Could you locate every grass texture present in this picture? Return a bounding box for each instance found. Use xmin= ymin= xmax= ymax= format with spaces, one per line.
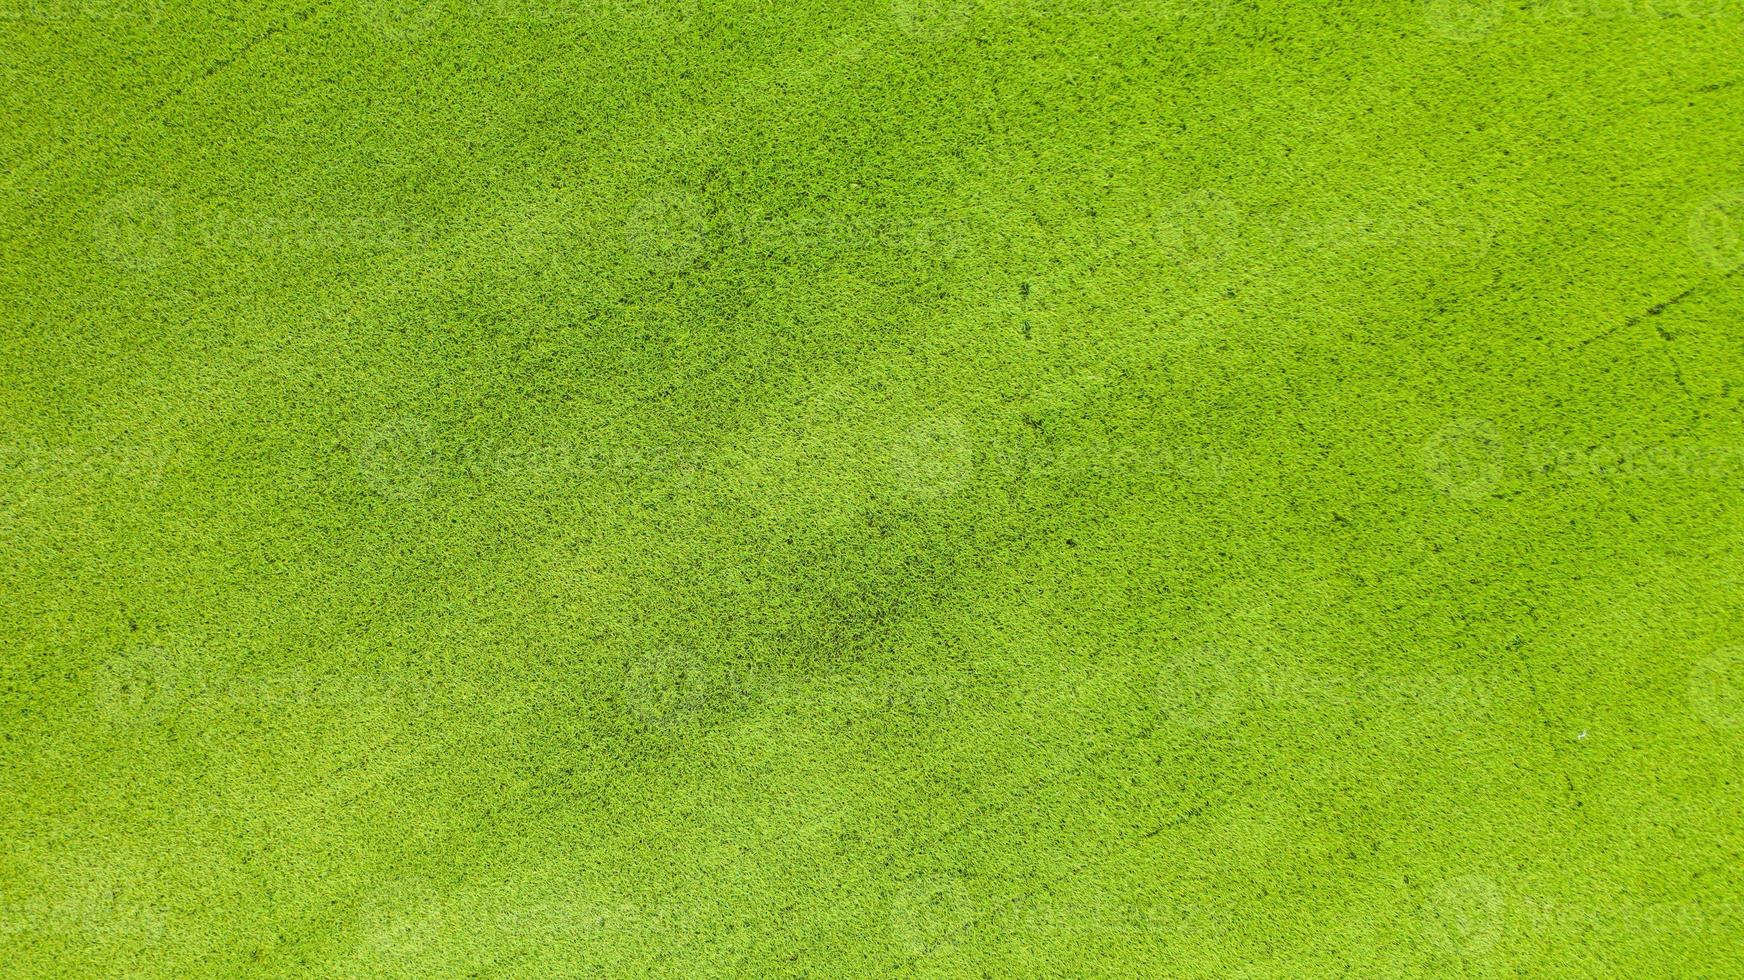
xmin=4 ymin=0 xmax=1744 ymax=976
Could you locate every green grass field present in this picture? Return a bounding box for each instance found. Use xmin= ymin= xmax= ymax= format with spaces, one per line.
xmin=4 ymin=0 xmax=1743 ymax=975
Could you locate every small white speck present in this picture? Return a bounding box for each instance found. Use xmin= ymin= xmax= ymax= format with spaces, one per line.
xmin=1576 ymin=731 xmax=1587 ymax=740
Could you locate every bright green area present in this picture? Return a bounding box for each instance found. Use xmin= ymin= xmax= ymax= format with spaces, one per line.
xmin=3 ymin=0 xmax=1743 ymax=976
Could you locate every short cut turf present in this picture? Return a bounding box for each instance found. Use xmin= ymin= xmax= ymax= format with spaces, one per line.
xmin=3 ymin=0 xmax=1743 ymax=976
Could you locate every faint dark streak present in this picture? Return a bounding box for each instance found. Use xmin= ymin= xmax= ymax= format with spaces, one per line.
xmin=1574 ymin=262 xmax=1744 ymax=350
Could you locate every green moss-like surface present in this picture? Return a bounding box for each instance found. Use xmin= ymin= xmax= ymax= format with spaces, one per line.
xmin=3 ymin=1 xmax=1743 ymax=975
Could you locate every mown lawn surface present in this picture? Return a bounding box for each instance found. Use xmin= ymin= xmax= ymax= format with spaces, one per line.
xmin=2 ymin=0 xmax=1742 ymax=976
